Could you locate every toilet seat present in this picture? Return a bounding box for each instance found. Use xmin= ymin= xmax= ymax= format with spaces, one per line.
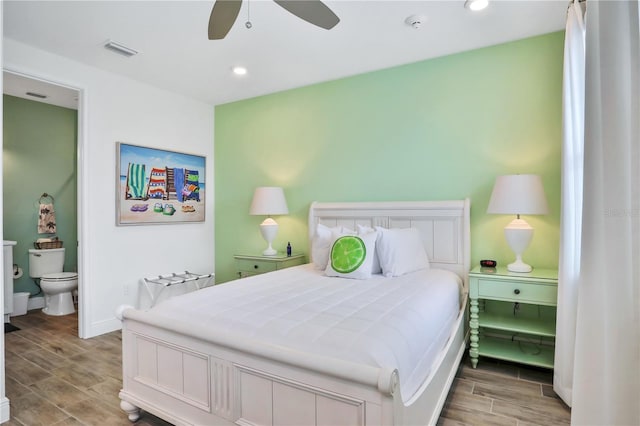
xmin=41 ymin=272 xmax=78 ymax=281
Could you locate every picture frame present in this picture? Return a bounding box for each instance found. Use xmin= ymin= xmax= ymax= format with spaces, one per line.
xmin=116 ymin=142 xmax=206 ymax=225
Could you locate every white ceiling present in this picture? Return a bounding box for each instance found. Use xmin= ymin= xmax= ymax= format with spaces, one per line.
xmin=3 ymin=0 xmax=567 ymax=107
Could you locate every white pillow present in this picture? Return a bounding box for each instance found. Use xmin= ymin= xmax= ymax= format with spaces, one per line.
xmin=311 ymin=224 xmax=355 ymax=269
xmin=325 ymin=230 xmax=377 ymax=280
xmin=374 ymin=227 xmax=430 ymax=277
xmin=356 ymin=224 xmax=382 ymax=274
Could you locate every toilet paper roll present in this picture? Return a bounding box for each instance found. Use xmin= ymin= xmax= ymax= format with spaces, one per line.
xmin=13 ymin=264 xmax=23 ymax=279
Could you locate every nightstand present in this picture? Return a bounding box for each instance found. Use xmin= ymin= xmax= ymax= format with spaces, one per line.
xmin=234 ymin=253 xmax=306 ymax=278
xmin=469 ymin=265 xmax=558 ymax=369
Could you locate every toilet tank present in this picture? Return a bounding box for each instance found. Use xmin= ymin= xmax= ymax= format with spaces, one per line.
xmin=28 ymin=248 xmax=65 ymax=278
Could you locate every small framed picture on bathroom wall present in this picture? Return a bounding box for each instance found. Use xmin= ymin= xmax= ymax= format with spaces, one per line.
xmin=116 ymin=142 xmax=206 ymax=225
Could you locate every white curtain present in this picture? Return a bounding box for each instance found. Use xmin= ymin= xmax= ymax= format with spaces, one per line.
xmin=571 ymin=1 xmax=640 ymax=425
xmin=554 ymin=0 xmax=585 ymax=407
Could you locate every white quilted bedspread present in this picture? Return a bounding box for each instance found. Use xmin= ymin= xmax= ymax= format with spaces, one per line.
xmin=149 ymin=264 xmax=462 ymax=401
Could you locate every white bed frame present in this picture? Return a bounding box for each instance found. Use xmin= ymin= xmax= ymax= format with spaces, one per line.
xmin=118 ymin=199 xmax=470 ymax=425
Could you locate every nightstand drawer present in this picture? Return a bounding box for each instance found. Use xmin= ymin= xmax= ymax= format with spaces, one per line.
xmin=235 ymin=259 xmax=277 ymax=274
xmin=478 ymin=279 xmax=557 ymax=305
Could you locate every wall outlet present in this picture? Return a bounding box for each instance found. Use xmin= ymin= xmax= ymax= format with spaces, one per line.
xmin=123 ymin=284 xmax=130 ymax=296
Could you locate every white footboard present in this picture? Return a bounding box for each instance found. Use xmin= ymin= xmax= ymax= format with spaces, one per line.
xmin=118 ymin=299 xmax=466 ymax=426
xmin=119 ymin=311 xmax=399 ymax=425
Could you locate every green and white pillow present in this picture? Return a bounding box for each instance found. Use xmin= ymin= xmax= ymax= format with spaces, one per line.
xmin=311 ymin=224 xmax=355 ymax=269
xmin=325 ymin=230 xmax=378 ymax=280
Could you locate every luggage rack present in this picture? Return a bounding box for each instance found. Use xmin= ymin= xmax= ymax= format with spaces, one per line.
xmin=143 ymin=271 xmax=214 ymax=307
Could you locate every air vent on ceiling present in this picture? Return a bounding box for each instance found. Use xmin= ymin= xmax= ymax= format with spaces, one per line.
xmin=26 ymin=92 xmax=47 ymax=99
xmin=104 ymin=40 xmax=139 ymax=57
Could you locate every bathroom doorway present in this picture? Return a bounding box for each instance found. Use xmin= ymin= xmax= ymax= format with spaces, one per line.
xmin=2 ymin=70 xmax=83 ymax=334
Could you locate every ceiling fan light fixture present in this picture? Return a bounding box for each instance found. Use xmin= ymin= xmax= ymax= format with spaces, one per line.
xmin=464 ymin=0 xmax=489 ymax=11
xmin=232 ymin=66 xmax=248 ymax=76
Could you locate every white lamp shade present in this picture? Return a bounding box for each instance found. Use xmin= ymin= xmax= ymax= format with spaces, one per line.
xmin=250 ymin=187 xmax=288 ymax=256
xmin=250 ymin=187 xmax=289 ymax=216
xmin=487 ymin=174 xmax=548 ymax=215
xmin=487 ymin=174 xmax=548 ymax=272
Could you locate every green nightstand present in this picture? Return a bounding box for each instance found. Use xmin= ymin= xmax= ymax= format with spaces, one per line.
xmin=469 ymin=265 xmax=558 ymax=369
xmin=234 ymin=253 xmax=306 ymax=278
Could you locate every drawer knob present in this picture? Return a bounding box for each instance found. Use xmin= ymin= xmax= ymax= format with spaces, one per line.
xmin=514 ymin=289 xmax=521 ymax=295
xmin=254 ymin=264 xmax=259 ymax=269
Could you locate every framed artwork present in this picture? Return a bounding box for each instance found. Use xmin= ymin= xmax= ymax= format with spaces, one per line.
xmin=116 ymin=142 xmax=206 ymax=225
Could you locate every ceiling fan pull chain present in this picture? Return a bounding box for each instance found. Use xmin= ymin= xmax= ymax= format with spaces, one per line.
xmin=245 ymin=0 xmax=252 ymax=29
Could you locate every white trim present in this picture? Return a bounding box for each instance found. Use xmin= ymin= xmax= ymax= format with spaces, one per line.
xmin=0 ymin=397 xmax=10 ymax=423
xmin=88 ymin=317 xmax=122 ymax=337
xmin=2 ymin=68 xmax=88 ymax=337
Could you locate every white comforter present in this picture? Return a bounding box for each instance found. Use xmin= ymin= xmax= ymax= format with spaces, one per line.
xmin=149 ymin=264 xmax=462 ymax=401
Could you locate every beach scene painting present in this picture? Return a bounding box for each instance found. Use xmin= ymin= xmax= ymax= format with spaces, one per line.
xmin=116 ymin=142 xmax=206 ymax=225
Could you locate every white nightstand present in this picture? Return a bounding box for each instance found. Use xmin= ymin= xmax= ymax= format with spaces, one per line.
xmin=469 ymin=265 xmax=558 ymax=369
xmin=234 ymin=253 xmax=306 ymax=278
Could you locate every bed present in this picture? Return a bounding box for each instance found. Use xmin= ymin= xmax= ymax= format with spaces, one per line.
xmin=118 ymin=199 xmax=471 ymax=425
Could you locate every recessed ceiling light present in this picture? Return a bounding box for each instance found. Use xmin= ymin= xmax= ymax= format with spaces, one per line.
xmin=465 ymin=0 xmax=489 ymax=11
xmin=232 ymin=66 xmax=248 ymax=76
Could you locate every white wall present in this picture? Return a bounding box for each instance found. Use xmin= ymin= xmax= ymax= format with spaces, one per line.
xmin=3 ymin=38 xmax=215 ymax=338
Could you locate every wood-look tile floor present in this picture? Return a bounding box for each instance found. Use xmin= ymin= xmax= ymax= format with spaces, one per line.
xmin=4 ymin=309 xmax=570 ymax=425
xmin=438 ymin=357 xmax=571 ymax=426
xmin=4 ymin=310 xmax=169 ymax=426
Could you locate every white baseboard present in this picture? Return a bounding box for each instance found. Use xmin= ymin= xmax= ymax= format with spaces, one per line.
xmin=27 ymin=296 xmax=45 ymax=311
xmin=86 ymin=316 xmax=122 ymax=338
xmin=0 ymin=396 xmax=10 ymax=423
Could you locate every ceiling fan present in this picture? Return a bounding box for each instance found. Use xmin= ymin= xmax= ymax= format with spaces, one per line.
xmin=208 ymin=0 xmax=340 ymax=40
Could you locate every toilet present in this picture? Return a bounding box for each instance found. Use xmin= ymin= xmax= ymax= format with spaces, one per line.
xmin=28 ymin=248 xmax=78 ymax=316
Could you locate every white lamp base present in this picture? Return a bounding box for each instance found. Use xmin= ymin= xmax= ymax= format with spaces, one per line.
xmin=504 ymin=218 xmax=534 ymax=273
xmin=260 ymin=218 xmax=279 ymax=256
xmin=507 ymin=257 xmax=533 ymax=273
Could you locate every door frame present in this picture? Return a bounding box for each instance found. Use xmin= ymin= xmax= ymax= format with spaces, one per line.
xmin=2 ymin=68 xmax=89 ymax=338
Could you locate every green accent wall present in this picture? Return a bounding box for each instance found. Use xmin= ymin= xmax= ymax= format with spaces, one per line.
xmin=215 ymin=32 xmax=563 ymax=283
xmin=3 ymin=95 xmax=78 ymax=296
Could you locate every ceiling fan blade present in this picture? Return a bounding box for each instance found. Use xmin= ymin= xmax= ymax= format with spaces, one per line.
xmin=208 ymin=0 xmax=243 ymax=40
xmin=273 ymin=0 xmax=340 ymax=30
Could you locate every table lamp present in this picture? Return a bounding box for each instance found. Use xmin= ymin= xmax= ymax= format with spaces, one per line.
xmin=487 ymin=174 xmax=548 ymax=272
xmin=249 ymin=187 xmax=289 ymax=256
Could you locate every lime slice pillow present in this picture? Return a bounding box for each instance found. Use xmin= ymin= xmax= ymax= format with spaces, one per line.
xmin=325 ymin=230 xmax=377 ymax=279
xmin=330 ymin=236 xmax=366 ymax=273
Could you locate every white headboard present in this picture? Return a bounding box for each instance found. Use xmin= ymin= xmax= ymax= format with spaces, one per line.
xmin=308 ymin=199 xmax=471 ymax=287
